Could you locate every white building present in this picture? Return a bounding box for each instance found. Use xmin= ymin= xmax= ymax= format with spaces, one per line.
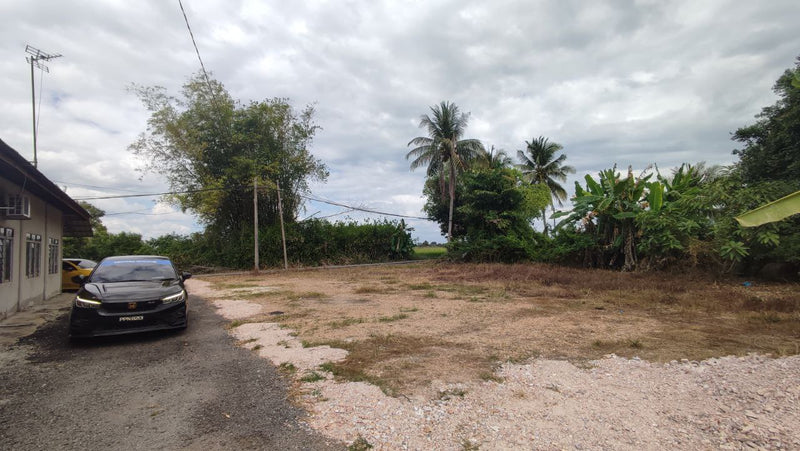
xmin=0 ymin=138 xmax=91 ymax=318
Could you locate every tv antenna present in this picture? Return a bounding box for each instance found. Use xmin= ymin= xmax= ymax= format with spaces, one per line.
xmin=25 ymin=45 xmax=62 ymax=168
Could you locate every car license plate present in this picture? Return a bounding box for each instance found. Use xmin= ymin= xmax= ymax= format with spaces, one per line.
xmin=120 ymin=315 xmax=144 ymax=322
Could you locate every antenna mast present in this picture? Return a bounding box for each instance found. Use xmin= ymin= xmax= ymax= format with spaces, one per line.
xmin=25 ymin=45 xmax=62 ymax=168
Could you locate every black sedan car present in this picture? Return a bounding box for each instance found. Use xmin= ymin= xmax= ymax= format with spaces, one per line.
xmin=68 ymin=255 xmax=191 ymax=338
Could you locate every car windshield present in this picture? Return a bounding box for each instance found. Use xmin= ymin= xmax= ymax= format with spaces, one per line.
xmin=91 ymin=258 xmax=177 ymax=283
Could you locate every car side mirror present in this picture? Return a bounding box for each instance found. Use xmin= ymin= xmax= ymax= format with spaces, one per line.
xmin=72 ymin=274 xmax=87 ymax=285
xmin=181 ymin=272 xmax=192 ymax=281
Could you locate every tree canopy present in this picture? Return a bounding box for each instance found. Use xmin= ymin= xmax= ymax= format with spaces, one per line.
xmin=407 ymin=101 xmax=484 ymax=241
xmin=129 ymin=74 xmax=328 ymax=237
xmin=733 ymin=57 xmax=800 ymax=184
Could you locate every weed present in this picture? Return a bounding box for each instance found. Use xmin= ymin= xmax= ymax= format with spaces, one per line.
xmin=278 ymin=362 xmax=296 ymax=374
xmin=228 ymin=320 xmax=243 ymax=329
xmin=319 ymin=362 xmax=335 ymax=373
xmin=628 ymin=339 xmax=643 ymax=349
xmin=287 ymin=291 xmax=328 ymax=301
xmin=300 ymin=371 xmax=325 ymax=383
xmin=328 ymin=317 xmax=366 ymax=329
xmin=252 ymin=344 xmax=263 ymax=351
xmin=438 ymin=388 xmax=467 ymax=400
xmin=399 ymin=307 xmax=419 ymax=313
xmin=348 ymin=435 xmax=374 ymax=451
xmin=237 ymin=338 xmax=258 ymax=345
xmin=460 ymin=438 xmax=480 ymax=450
xmin=478 ymin=372 xmax=504 ymax=383
xmin=406 ymin=282 xmax=434 ymax=290
xmin=234 ymin=291 xmax=270 ymax=300
xmin=277 ymin=340 xmax=290 ymax=348
xmin=379 ymin=313 xmax=409 ymax=323
xmin=424 ymin=291 xmax=438 ymax=298
xmin=545 ymin=383 xmax=561 ymax=393
xmin=752 ymin=312 xmax=782 ymax=323
xmin=355 ymin=286 xmax=386 ymax=294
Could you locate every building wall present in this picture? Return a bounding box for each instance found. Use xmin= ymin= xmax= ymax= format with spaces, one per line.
xmin=0 ymin=177 xmax=64 ymax=318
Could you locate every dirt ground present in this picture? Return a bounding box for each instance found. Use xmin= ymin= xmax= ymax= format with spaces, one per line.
xmin=199 ymin=261 xmax=800 ymax=397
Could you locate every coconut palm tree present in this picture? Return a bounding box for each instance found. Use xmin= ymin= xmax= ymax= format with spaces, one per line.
xmin=407 ymin=101 xmax=484 ymax=241
xmin=517 ymin=136 xmax=575 ymax=234
xmin=478 ymin=145 xmax=514 ymax=169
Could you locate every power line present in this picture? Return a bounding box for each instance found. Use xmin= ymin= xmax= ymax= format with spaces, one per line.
xmin=178 ymin=0 xmax=215 ymax=95
xmin=300 ymin=194 xmax=431 ymax=220
xmin=68 ymin=182 xmax=433 ymax=221
xmin=73 ymin=186 xmax=228 ymax=201
xmin=54 ymin=180 xmax=152 ymax=194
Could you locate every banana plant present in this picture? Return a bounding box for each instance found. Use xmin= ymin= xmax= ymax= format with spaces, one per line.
xmin=554 ymin=166 xmax=653 ymax=270
xmin=735 ymin=190 xmax=800 ymax=227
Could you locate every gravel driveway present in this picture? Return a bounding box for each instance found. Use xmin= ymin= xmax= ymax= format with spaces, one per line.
xmin=0 ymin=294 xmax=344 ymax=451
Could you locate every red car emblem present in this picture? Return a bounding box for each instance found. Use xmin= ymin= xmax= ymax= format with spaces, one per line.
xmin=128 ymin=302 xmax=137 ymax=310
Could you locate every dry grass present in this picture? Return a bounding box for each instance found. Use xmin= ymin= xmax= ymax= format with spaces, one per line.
xmin=204 ymin=262 xmax=800 ymax=396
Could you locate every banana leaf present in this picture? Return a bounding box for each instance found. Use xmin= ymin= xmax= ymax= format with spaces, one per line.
xmin=735 ymin=190 xmax=800 ymax=227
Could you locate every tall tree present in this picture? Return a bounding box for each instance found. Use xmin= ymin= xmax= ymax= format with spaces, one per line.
xmin=407 ymin=101 xmax=484 ymax=241
xmin=733 ymin=56 xmax=800 ymax=184
xmin=516 ymin=136 xmax=575 ymax=233
xmin=128 ymin=74 xmax=327 ymax=239
xmin=478 ymin=145 xmax=514 ymax=169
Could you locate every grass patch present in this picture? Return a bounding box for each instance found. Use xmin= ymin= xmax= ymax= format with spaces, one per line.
xmin=278 ymin=362 xmax=297 ymax=374
xmin=406 ymin=282 xmax=434 ymax=290
xmin=217 ymin=283 xmax=259 ymax=289
xmin=438 ymin=387 xmax=467 ymax=400
xmin=378 ymin=313 xmax=409 ymax=323
xmin=300 ymin=371 xmax=325 ymax=383
xmin=354 ymin=286 xmax=390 ymax=294
xmin=399 ymin=307 xmax=419 ymax=313
xmin=413 ymin=246 xmax=447 ymax=260
xmin=348 ymin=435 xmax=374 ymax=451
xmin=424 ymin=291 xmax=438 ymax=298
xmin=478 ymin=371 xmax=504 ymax=383
xmin=318 ymin=334 xmax=452 ymax=396
xmin=328 ymin=317 xmax=366 ymax=329
xmin=287 ymin=291 xmax=328 ymax=301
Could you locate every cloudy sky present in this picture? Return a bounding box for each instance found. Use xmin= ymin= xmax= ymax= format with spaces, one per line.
xmin=1 ymin=0 xmax=797 ymax=243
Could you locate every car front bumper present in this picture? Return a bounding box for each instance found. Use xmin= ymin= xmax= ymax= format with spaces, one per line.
xmin=68 ymin=301 xmax=187 ymax=338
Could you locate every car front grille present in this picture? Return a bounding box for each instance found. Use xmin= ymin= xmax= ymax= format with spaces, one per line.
xmin=102 ymin=300 xmax=160 ymax=312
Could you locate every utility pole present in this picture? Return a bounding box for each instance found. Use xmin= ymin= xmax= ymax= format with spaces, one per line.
xmin=276 ymin=180 xmax=288 ymax=270
xmin=253 ymin=177 xmax=259 ymax=274
xmin=25 ymin=45 xmax=61 ymax=168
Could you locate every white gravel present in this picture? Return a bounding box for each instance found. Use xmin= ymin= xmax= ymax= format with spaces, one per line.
xmin=197 ymin=280 xmax=800 ymax=450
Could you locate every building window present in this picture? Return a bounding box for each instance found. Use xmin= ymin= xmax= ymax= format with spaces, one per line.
xmin=0 ymin=227 xmax=12 ymax=283
xmin=26 ymin=233 xmax=42 ymax=278
xmin=48 ymin=238 xmax=59 ymax=274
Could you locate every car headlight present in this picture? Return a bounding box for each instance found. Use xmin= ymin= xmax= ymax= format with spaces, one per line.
xmin=75 ymin=295 xmax=101 ymax=309
xmin=162 ymin=290 xmax=186 ymax=304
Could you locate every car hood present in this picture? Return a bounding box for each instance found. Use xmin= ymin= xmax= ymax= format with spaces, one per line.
xmin=79 ymin=280 xmax=184 ymax=303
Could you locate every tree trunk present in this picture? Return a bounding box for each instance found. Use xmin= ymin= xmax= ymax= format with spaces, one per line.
xmin=622 ymin=223 xmax=637 ymax=271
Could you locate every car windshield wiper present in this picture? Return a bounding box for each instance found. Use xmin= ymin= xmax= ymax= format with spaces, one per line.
xmin=151 ymin=277 xmax=177 ymax=281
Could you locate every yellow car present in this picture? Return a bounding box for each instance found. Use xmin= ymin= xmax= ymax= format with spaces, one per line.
xmin=62 ymin=259 xmax=97 ymax=291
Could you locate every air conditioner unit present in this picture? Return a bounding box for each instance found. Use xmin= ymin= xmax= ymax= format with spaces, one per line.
xmin=5 ymin=195 xmax=31 ymax=219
